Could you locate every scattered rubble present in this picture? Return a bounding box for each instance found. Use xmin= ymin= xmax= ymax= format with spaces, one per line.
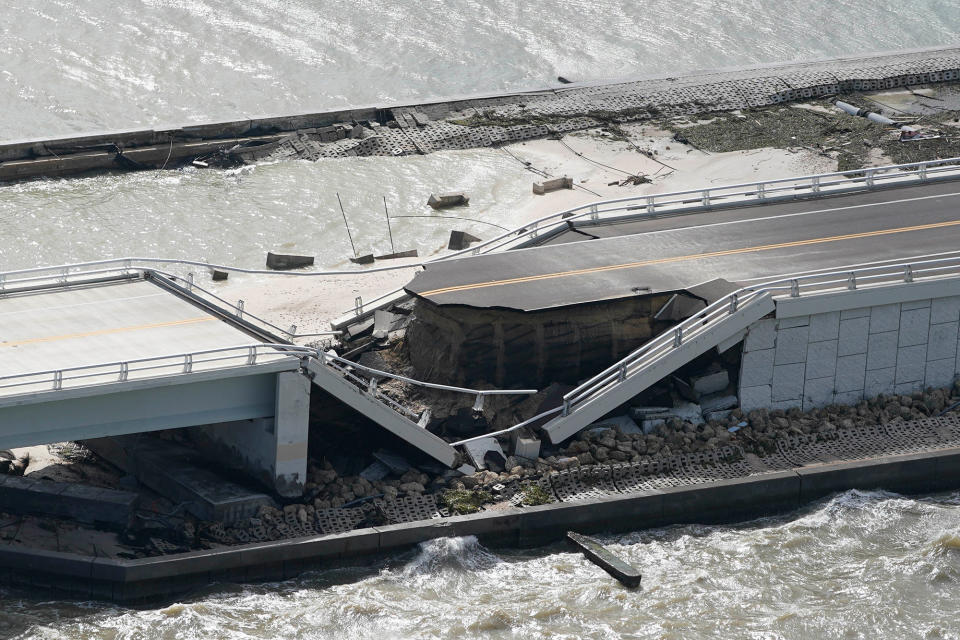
xmin=265 ymin=252 xmax=315 ymax=271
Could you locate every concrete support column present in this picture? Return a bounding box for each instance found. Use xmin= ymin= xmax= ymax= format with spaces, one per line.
xmin=191 ymin=371 xmax=309 ymax=498
xmin=272 ymin=371 xmax=310 ymax=497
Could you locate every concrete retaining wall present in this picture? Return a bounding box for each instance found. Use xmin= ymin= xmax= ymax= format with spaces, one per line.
xmin=3 ymin=446 xmax=960 ymax=602
xmin=740 ymin=290 xmax=960 ymax=411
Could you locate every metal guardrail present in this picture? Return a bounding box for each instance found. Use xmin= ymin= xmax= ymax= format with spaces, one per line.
xmin=0 ymin=343 xmax=312 ymax=397
xmin=555 ymin=254 xmax=960 ymax=422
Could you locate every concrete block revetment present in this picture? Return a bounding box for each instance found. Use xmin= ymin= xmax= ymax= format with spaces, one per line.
xmin=835 ymin=353 xmax=867 ymax=393
xmin=771 ymin=363 xmax=805 ymax=401
xmin=775 ymin=326 xmax=809 ymax=365
xmin=869 ymin=303 xmax=900 ymax=334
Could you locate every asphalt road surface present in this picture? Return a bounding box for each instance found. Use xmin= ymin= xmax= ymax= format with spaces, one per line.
xmin=406 ymin=181 xmax=960 ymax=311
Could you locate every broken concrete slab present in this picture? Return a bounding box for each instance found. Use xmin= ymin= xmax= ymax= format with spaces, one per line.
xmin=0 ymin=476 xmax=139 ymax=529
xmin=427 ymin=192 xmax=469 ymax=209
xmin=700 ymin=393 xmax=738 ymax=414
xmin=532 ymin=176 xmax=573 ymax=195
xmin=211 ymin=269 xmax=229 ymax=281
xmin=447 ymin=230 xmax=481 ymax=250
xmin=512 ymin=437 xmax=541 ymax=460
xmin=691 ymin=370 xmax=729 ymax=396
xmin=375 ymin=249 xmax=419 ymax=260
xmin=462 ymin=437 xmax=505 ymax=471
xmin=359 ymin=461 xmax=390 ymax=482
xmin=83 ymin=436 xmax=273 ymax=525
xmin=704 ymin=409 xmax=733 ymax=422
xmin=356 ymin=351 xmax=389 ymax=380
xmin=372 ymin=309 xmax=409 ymax=340
xmin=587 ymin=415 xmax=642 ymax=435
xmin=266 ymin=252 xmax=315 ymax=270
xmin=372 ymin=450 xmax=413 ymax=475
xmin=349 ymin=253 xmax=375 ymax=265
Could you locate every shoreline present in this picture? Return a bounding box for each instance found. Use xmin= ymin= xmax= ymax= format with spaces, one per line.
xmin=2 ymin=443 xmax=958 ymax=603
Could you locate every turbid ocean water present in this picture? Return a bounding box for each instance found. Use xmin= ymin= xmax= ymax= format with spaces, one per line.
xmin=1 ymin=1 xmax=960 ymax=637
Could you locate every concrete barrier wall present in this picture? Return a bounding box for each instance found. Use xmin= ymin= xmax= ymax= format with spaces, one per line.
xmin=739 ymin=285 xmax=960 ymax=411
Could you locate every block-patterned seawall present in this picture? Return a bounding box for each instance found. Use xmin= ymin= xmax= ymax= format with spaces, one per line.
xmin=740 ymin=296 xmax=960 ymax=411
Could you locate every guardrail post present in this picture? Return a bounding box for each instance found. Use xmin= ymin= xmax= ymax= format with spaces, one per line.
xmin=847 ymin=272 xmax=857 ymax=290
xmin=811 ymin=176 xmax=820 ymax=193
xmin=288 ymin=324 xmax=298 ymax=337
xmin=187 ymin=272 xmax=194 ymax=292
xmin=530 ymin=222 xmax=538 ymax=238
xmin=236 ymin=299 xmax=245 ymax=319
xmin=561 ymin=398 xmax=570 ymax=417
xmin=790 ymin=279 xmax=800 ymax=297
xmin=58 ymin=267 xmax=68 ymax=284
xmin=757 ymin=183 xmax=766 ymax=200
xmin=728 ymin=293 xmax=739 ymax=314
xmin=367 ymin=378 xmax=378 ymax=395
xmin=646 ymin=196 xmax=655 ymax=215
xmin=0 ymin=274 xmax=5 ymax=291
xmin=354 ymin=296 xmax=363 ymax=317
xmin=904 ymin=265 xmax=914 ymax=283
xmin=702 ymin=190 xmax=710 ymax=207
xmin=673 ymin=327 xmax=683 ymax=347
xmin=119 ymin=362 xmax=129 ymax=382
xmin=183 ymin=353 xmax=193 ymax=373
xmin=246 ymin=346 xmax=257 ymax=365
xmin=919 ymin=163 xmax=928 ymax=181
xmin=53 ymin=370 xmax=62 ymax=391
xmin=590 ymin=204 xmax=599 ymax=221
xmin=472 ymin=394 xmax=485 ymax=412
xmin=865 ymin=169 xmax=875 ymax=188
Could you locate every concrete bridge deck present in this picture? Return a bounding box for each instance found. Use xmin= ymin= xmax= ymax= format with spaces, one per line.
xmin=405 ymin=181 xmax=960 ymax=311
xmin=0 ymin=277 xmax=292 ymax=398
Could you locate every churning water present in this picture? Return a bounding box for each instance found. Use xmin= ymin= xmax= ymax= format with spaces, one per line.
xmin=2 ymin=2 xmax=960 ymax=637
xmin=2 ymin=490 xmax=960 ymax=639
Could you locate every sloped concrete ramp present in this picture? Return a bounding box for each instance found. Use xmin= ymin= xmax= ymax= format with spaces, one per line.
xmin=304 ymin=359 xmax=458 ymax=467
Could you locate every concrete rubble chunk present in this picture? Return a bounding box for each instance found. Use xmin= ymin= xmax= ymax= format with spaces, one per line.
xmin=462 ymin=437 xmax=505 ymax=471
xmin=512 ymin=437 xmax=541 ymax=460
xmin=373 ymin=309 xmax=409 ymax=340
xmin=587 ymin=415 xmax=642 ymax=435
xmin=266 ymin=251 xmax=315 ymax=271
xmin=427 ymin=192 xmax=469 ymax=209
xmin=447 ymin=230 xmax=482 ymax=250
xmin=359 ymin=460 xmax=390 ymax=482
xmin=372 ymin=450 xmax=413 ymax=475
xmin=532 ymin=176 xmax=574 ymax=195
xmin=700 ymin=393 xmax=738 ymax=414
xmin=349 ymin=253 xmax=375 ymax=265
xmin=210 ymin=268 xmax=229 ymax=281
xmin=690 ymin=370 xmax=729 ymax=396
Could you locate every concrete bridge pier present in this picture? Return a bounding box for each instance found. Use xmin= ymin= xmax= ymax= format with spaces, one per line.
xmin=193 ymin=372 xmax=310 ymax=497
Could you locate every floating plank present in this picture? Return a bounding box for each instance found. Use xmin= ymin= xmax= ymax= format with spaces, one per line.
xmin=567 ymin=531 xmax=642 ymax=588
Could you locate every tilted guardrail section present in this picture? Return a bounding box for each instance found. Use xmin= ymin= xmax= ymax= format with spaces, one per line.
xmin=0 ymin=343 xmax=311 ymax=400
xmin=537 ymin=254 xmax=960 ymax=443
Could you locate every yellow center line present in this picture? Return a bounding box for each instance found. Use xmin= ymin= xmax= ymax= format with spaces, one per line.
xmin=0 ymin=316 xmax=215 ymax=348
xmin=420 ymin=219 xmax=960 ymax=297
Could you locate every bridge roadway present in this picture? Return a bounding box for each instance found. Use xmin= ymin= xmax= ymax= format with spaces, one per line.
xmin=405 ymin=181 xmax=960 ymax=311
xmin=0 ymin=277 xmax=294 ymax=397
